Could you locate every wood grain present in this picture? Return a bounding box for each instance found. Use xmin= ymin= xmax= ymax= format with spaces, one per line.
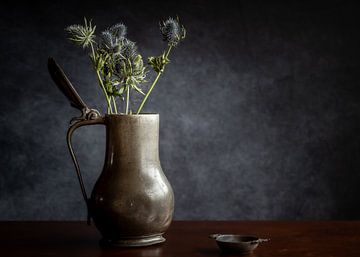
xmin=0 ymin=221 xmax=359 ymax=257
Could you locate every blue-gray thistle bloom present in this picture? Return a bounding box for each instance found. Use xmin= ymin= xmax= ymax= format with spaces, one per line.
xmin=159 ymin=17 xmax=186 ymax=47
xmin=108 ymin=23 xmax=127 ymax=39
xmin=99 ymin=30 xmax=119 ymax=52
xmin=99 ymin=23 xmax=127 ymax=53
xmin=114 ymin=39 xmax=146 ymax=90
xmin=120 ymin=39 xmax=138 ymax=59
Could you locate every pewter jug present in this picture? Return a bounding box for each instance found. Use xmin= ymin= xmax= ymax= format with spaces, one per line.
xmin=48 ymin=58 xmax=174 ymax=247
xmin=68 ymin=114 xmax=174 ymax=247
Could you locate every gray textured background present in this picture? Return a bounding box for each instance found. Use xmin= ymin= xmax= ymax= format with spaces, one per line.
xmin=1 ymin=0 xmax=360 ymax=220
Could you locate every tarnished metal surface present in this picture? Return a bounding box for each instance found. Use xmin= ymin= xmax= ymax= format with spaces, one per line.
xmin=90 ymin=114 xmax=174 ymax=246
xmin=209 ymin=234 xmax=269 ymax=255
xmin=67 ymin=114 xmax=174 ymax=247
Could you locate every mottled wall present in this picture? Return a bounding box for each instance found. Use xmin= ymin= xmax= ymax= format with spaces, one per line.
xmin=1 ymin=0 xmax=360 ymax=220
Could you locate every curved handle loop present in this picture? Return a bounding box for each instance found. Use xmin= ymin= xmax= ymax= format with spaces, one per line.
xmin=66 ymin=108 xmax=105 ymax=225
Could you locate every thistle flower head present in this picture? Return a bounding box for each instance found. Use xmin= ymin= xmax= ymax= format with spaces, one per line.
xmin=114 ymin=40 xmax=146 ymax=90
xmin=65 ymin=18 xmax=96 ymax=48
xmin=99 ymin=27 xmax=133 ymax=56
xmin=99 ymin=30 xmax=119 ymax=52
xmin=108 ymin=23 xmax=127 ymax=39
xmin=159 ymin=17 xmax=186 ymax=47
xmin=114 ymin=54 xmax=147 ymax=91
xmin=120 ymin=39 xmax=138 ymax=59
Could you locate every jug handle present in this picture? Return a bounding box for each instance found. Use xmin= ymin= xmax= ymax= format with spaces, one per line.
xmin=66 ymin=107 xmax=105 ymax=225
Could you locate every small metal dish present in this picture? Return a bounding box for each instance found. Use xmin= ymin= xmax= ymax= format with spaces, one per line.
xmin=209 ymin=234 xmax=269 ymax=255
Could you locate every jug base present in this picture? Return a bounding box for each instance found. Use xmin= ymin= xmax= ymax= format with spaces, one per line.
xmin=100 ymin=234 xmax=166 ymax=247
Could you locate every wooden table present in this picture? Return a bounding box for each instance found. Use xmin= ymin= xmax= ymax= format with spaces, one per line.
xmin=1 ymin=221 xmax=359 ymax=256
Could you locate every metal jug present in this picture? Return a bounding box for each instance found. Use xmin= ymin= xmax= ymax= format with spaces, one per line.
xmin=49 ymin=58 xmax=174 ymax=247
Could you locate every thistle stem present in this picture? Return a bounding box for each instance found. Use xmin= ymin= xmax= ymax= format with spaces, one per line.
xmin=112 ymin=96 xmax=118 ymax=114
xmin=125 ymin=86 xmax=130 ymax=115
xmin=165 ymin=44 xmax=172 ymax=58
xmin=96 ymin=70 xmax=113 ymax=114
xmin=136 ymin=73 xmax=161 ymax=114
xmin=90 ymin=43 xmax=96 ymax=62
xmin=90 ymin=41 xmax=113 ymax=114
xmin=136 ymin=45 xmax=172 ymax=114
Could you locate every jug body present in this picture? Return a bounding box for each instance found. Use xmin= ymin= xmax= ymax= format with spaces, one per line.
xmin=89 ymin=114 xmax=174 ymax=247
xmin=67 ymin=113 xmax=174 ymax=247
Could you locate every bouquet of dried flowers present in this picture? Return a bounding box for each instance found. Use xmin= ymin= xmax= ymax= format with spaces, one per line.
xmin=65 ymin=17 xmax=186 ymax=114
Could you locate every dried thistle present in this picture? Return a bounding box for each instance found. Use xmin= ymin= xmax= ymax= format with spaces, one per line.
xmin=65 ymin=18 xmax=96 ymax=49
xmin=108 ymin=23 xmax=127 ymax=39
xmin=65 ymin=16 xmax=186 ymax=115
xmin=159 ymin=17 xmax=186 ymax=47
xmin=99 ymin=23 xmax=127 ymax=54
xmin=99 ymin=31 xmax=119 ymax=52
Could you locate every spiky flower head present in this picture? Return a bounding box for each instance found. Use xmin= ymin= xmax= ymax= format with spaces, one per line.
xmin=98 ymin=23 xmax=127 ymax=54
xmin=115 ymin=54 xmax=147 ymax=94
xmin=99 ymin=30 xmax=119 ymax=53
xmin=120 ymin=39 xmax=138 ymax=59
xmin=108 ymin=23 xmax=127 ymax=39
xmin=160 ymin=17 xmax=186 ymax=47
xmin=65 ymin=18 xmax=96 ymax=48
xmin=114 ymin=39 xmax=147 ymax=93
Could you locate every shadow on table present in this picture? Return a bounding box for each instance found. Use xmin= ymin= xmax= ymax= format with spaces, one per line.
xmin=97 ymin=245 xmax=164 ymax=257
xmin=197 ymin=248 xmax=262 ymax=257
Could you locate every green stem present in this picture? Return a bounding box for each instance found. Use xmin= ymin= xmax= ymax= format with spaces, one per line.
xmin=136 ymin=45 xmax=173 ymax=114
xmin=165 ymin=44 xmax=172 ymax=58
xmin=136 ymin=72 xmax=161 ymax=114
xmin=96 ymin=71 xmax=113 ymax=114
xmin=89 ymin=42 xmax=113 ymax=114
xmin=125 ymin=86 xmax=130 ymax=115
xmin=112 ymin=96 xmax=118 ymax=114
xmin=90 ymin=43 xmax=96 ymax=62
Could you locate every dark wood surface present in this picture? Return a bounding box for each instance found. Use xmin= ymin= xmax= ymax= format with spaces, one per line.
xmin=1 ymin=221 xmax=359 ymax=257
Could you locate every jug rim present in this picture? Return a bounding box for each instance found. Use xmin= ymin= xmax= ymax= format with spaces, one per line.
xmin=105 ymin=113 xmax=159 ymax=117
xmin=104 ymin=113 xmax=160 ymax=120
